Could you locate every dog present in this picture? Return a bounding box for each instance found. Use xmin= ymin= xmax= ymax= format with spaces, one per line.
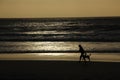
xmin=80 ymin=53 xmax=91 ymax=62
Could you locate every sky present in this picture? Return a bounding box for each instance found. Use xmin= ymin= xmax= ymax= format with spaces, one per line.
xmin=0 ymin=0 xmax=120 ymax=18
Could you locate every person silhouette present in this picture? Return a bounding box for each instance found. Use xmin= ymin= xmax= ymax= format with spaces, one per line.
xmin=79 ymin=45 xmax=87 ymax=61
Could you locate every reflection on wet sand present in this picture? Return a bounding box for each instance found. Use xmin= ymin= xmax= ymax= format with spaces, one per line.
xmin=0 ymin=53 xmax=120 ymax=62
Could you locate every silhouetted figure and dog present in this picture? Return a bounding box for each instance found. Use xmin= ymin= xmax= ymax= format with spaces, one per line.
xmin=79 ymin=45 xmax=91 ymax=62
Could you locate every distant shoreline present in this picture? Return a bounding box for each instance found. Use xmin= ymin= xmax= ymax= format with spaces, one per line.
xmin=0 ymin=16 xmax=120 ymax=19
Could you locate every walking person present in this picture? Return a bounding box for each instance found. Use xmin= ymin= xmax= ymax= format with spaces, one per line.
xmin=79 ymin=45 xmax=87 ymax=61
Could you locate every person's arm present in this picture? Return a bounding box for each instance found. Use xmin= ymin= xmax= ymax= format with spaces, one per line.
xmin=79 ymin=48 xmax=81 ymax=52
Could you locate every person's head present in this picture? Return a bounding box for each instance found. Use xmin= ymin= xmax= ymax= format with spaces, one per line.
xmin=79 ymin=45 xmax=82 ymax=47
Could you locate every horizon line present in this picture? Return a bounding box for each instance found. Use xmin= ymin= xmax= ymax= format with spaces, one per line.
xmin=0 ymin=16 xmax=120 ymax=19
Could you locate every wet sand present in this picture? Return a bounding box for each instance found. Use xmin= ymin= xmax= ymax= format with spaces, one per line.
xmin=0 ymin=60 xmax=120 ymax=80
xmin=0 ymin=53 xmax=120 ymax=62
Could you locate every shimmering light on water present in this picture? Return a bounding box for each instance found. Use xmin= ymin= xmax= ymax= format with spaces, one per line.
xmin=21 ymin=30 xmax=93 ymax=35
xmin=0 ymin=42 xmax=120 ymax=52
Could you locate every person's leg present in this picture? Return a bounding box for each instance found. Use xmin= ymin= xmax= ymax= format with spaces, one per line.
xmin=79 ymin=55 xmax=82 ymax=61
xmin=88 ymin=56 xmax=90 ymax=61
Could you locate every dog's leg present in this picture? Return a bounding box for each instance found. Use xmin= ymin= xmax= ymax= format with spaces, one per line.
xmin=83 ymin=57 xmax=86 ymax=62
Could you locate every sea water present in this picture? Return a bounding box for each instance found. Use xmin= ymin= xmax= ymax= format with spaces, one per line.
xmin=0 ymin=17 xmax=120 ymax=61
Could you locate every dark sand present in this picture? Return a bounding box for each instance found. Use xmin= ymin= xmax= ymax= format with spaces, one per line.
xmin=0 ymin=61 xmax=120 ymax=80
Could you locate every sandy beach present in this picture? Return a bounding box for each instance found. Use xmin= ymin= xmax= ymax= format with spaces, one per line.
xmin=0 ymin=53 xmax=120 ymax=79
xmin=0 ymin=60 xmax=120 ymax=80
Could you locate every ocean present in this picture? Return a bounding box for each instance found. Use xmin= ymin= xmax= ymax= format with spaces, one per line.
xmin=0 ymin=17 xmax=120 ymax=61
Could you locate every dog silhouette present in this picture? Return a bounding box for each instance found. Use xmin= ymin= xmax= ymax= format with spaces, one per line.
xmin=80 ymin=53 xmax=91 ymax=62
